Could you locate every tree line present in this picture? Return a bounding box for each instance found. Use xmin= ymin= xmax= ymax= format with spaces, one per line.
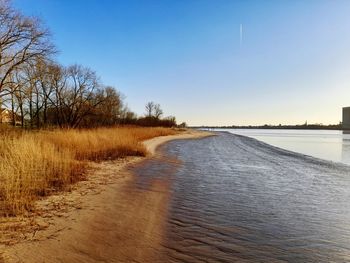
xmin=0 ymin=1 xmax=177 ymax=128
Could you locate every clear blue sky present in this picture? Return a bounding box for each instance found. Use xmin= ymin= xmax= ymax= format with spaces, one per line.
xmin=13 ymin=0 xmax=350 ymax=126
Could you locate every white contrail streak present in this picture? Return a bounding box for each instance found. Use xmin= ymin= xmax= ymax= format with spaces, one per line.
xmin=240 ymin=23 xmax=243 ymax=47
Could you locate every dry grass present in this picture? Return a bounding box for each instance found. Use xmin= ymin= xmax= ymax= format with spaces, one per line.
xmin=0 ymin=126 xmax=177 ymax=216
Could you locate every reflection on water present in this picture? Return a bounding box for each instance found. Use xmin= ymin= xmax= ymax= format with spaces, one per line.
xmin=214 ymin=129 xmax=350 ymax=165
xmin=342 ymin=130 xmax=350 ymax=165
xmin=133 ymin=133 xmax=350 ymax=262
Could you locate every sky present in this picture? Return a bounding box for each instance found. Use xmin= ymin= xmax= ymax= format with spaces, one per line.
xmin=13 ymin=0 xmax=350 ymax=126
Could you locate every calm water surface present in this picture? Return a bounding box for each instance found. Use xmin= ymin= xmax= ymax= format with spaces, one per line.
xmin=214 ymin=129 xmax=350 ymax=165
xmin=132 ymin=133 xmax=350 ymax=262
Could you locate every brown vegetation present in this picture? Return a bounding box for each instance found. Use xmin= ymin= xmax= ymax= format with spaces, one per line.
xmin=0 ymin=126 xmax=177 ymax=216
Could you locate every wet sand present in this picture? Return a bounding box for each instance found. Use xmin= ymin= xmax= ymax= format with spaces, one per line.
xmin=1 ymin=130 xmax=212 ymax=263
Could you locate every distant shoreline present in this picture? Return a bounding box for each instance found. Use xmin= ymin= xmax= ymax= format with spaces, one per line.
xmin=192 ymin=125 xmax=345 ymax=131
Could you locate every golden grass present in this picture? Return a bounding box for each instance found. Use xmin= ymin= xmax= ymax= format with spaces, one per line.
xmin=0 ymin=127 xmax=177 ymax=216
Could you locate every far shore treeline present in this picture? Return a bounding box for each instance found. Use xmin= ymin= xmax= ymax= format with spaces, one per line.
xmin=0 ymin=1 xmax=179 ymax=129
xmin=195 ymin=123 xmax=343 ymax=130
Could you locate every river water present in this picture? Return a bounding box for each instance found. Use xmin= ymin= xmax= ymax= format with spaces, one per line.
xmin=214 ymin=129 xmax=350 ymax=165
xmin=133 ymin=132 xmax=350 ymax=262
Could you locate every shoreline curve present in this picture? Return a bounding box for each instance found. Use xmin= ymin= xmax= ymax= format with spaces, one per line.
xmin=1 ymin=129 xmax=213 ymax=263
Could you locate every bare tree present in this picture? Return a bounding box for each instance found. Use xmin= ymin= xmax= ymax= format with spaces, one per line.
xmin=47 ymin=63 xmax=68 ymax=127
xmin=9 ymin=61 xmax=127 ymax=128
xmin=145 ymin=101 xmax=163 ymax=119
xmin=145 ymin=101 xmax=155 ymax=117
xmin=154 ymin=103 xmax=163 ymax=119
xmin=80 ymin=86 xmax=124 ymax=127
xmin=55 ymin=64 xmax=102 ymax=128
xmin=13 ymin=71 xmax=26 ymax=126
xmin=0 ymin=0 xmax=54 ymax=106
xmin=18 ymin=60 xmax=40 ymax=127
xmin=34 ymin=59 xmax=55 ymax=126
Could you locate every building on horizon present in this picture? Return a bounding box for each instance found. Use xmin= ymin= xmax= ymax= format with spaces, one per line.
xmin=342 ymin=107 xmax=350 ymax=129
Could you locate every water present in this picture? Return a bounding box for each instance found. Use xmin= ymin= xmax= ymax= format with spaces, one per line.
xmin=214 ymin=129 xmax=350 ymax=165
xmin=132 ymin=133 xmax=350 ymax=262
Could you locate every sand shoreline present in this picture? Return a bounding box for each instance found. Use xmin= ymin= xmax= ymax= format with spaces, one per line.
xmin=1 ymin=129 xmax=212 ymax=263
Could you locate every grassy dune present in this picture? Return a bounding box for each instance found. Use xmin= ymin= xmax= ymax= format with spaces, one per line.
xmin=0 ymin=126 xmax=177 ymax=216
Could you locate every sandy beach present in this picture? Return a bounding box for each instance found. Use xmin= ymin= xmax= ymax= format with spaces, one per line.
xmin=0 ymin=129 xmax=212 ymax=263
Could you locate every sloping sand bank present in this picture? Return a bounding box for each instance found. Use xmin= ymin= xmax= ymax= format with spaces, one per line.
xmin=1 ymin=130 xmax=212 ymax=263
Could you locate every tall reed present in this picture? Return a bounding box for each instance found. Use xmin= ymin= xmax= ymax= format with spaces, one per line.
xmin=0 ymin=127 xmax=176 ymax=216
